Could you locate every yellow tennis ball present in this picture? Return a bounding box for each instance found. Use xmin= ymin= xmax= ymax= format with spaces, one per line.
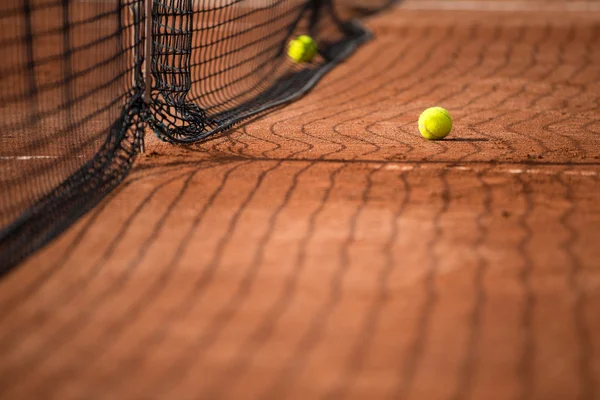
xmin=288 ymin=35 xmax=317 ymax=63
xmin=418 ymin=107 xmax=453 ymax=140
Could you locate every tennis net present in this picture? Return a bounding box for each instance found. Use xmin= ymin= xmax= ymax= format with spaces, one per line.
xmin=0 ymin=0 xmax=375 ymax=274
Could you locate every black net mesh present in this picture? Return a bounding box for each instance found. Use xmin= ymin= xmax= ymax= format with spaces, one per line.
xmin=0 ymin=0 xmax=145 ymax=273
xmin=0 ymin=0 xmax=372 ymax=273
xmin=147 ymin=0 xmax=370 ymax=143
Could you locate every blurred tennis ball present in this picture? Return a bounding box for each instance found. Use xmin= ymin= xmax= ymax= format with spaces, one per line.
xmin=418 ymin=107 xmax=453 ymax=140
xmin=288 ymin=35 xmax=317 ymax=63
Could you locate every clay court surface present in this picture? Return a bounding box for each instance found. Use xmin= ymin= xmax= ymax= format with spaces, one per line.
xmin=1 ymin=1 xmax=600 ymax=399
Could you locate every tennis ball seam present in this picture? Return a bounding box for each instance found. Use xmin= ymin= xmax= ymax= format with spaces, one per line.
xmin=426 ymin=115 xmax=450 ymax=139
xmin=424 ymin=125 xmax=444 ymax=139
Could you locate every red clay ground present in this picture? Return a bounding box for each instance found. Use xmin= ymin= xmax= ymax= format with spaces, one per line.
xmin=1 ymin=4 xmax=600 ymax=400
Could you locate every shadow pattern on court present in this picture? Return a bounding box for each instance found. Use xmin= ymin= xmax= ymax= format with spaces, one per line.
xmin=0 ymin=5 xmax=599 ymax=400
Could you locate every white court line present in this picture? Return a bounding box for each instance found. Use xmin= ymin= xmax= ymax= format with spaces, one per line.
xmin=0 ymin=156 xmax=59 ymax=160
xmin=385 ymin=164 xmax=415 ymax=171
xmin=381 ymin=164 xmax=599 ymax=177
xmin=469 ymin=166 xmax=597 ymax=176
xmin=0 ymin=156 xmax=84 ymax=160
xmin=565 ymin=170 xmax=598 ymax=177
xmin=400 ymin=0 xmax=600 ymax=12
